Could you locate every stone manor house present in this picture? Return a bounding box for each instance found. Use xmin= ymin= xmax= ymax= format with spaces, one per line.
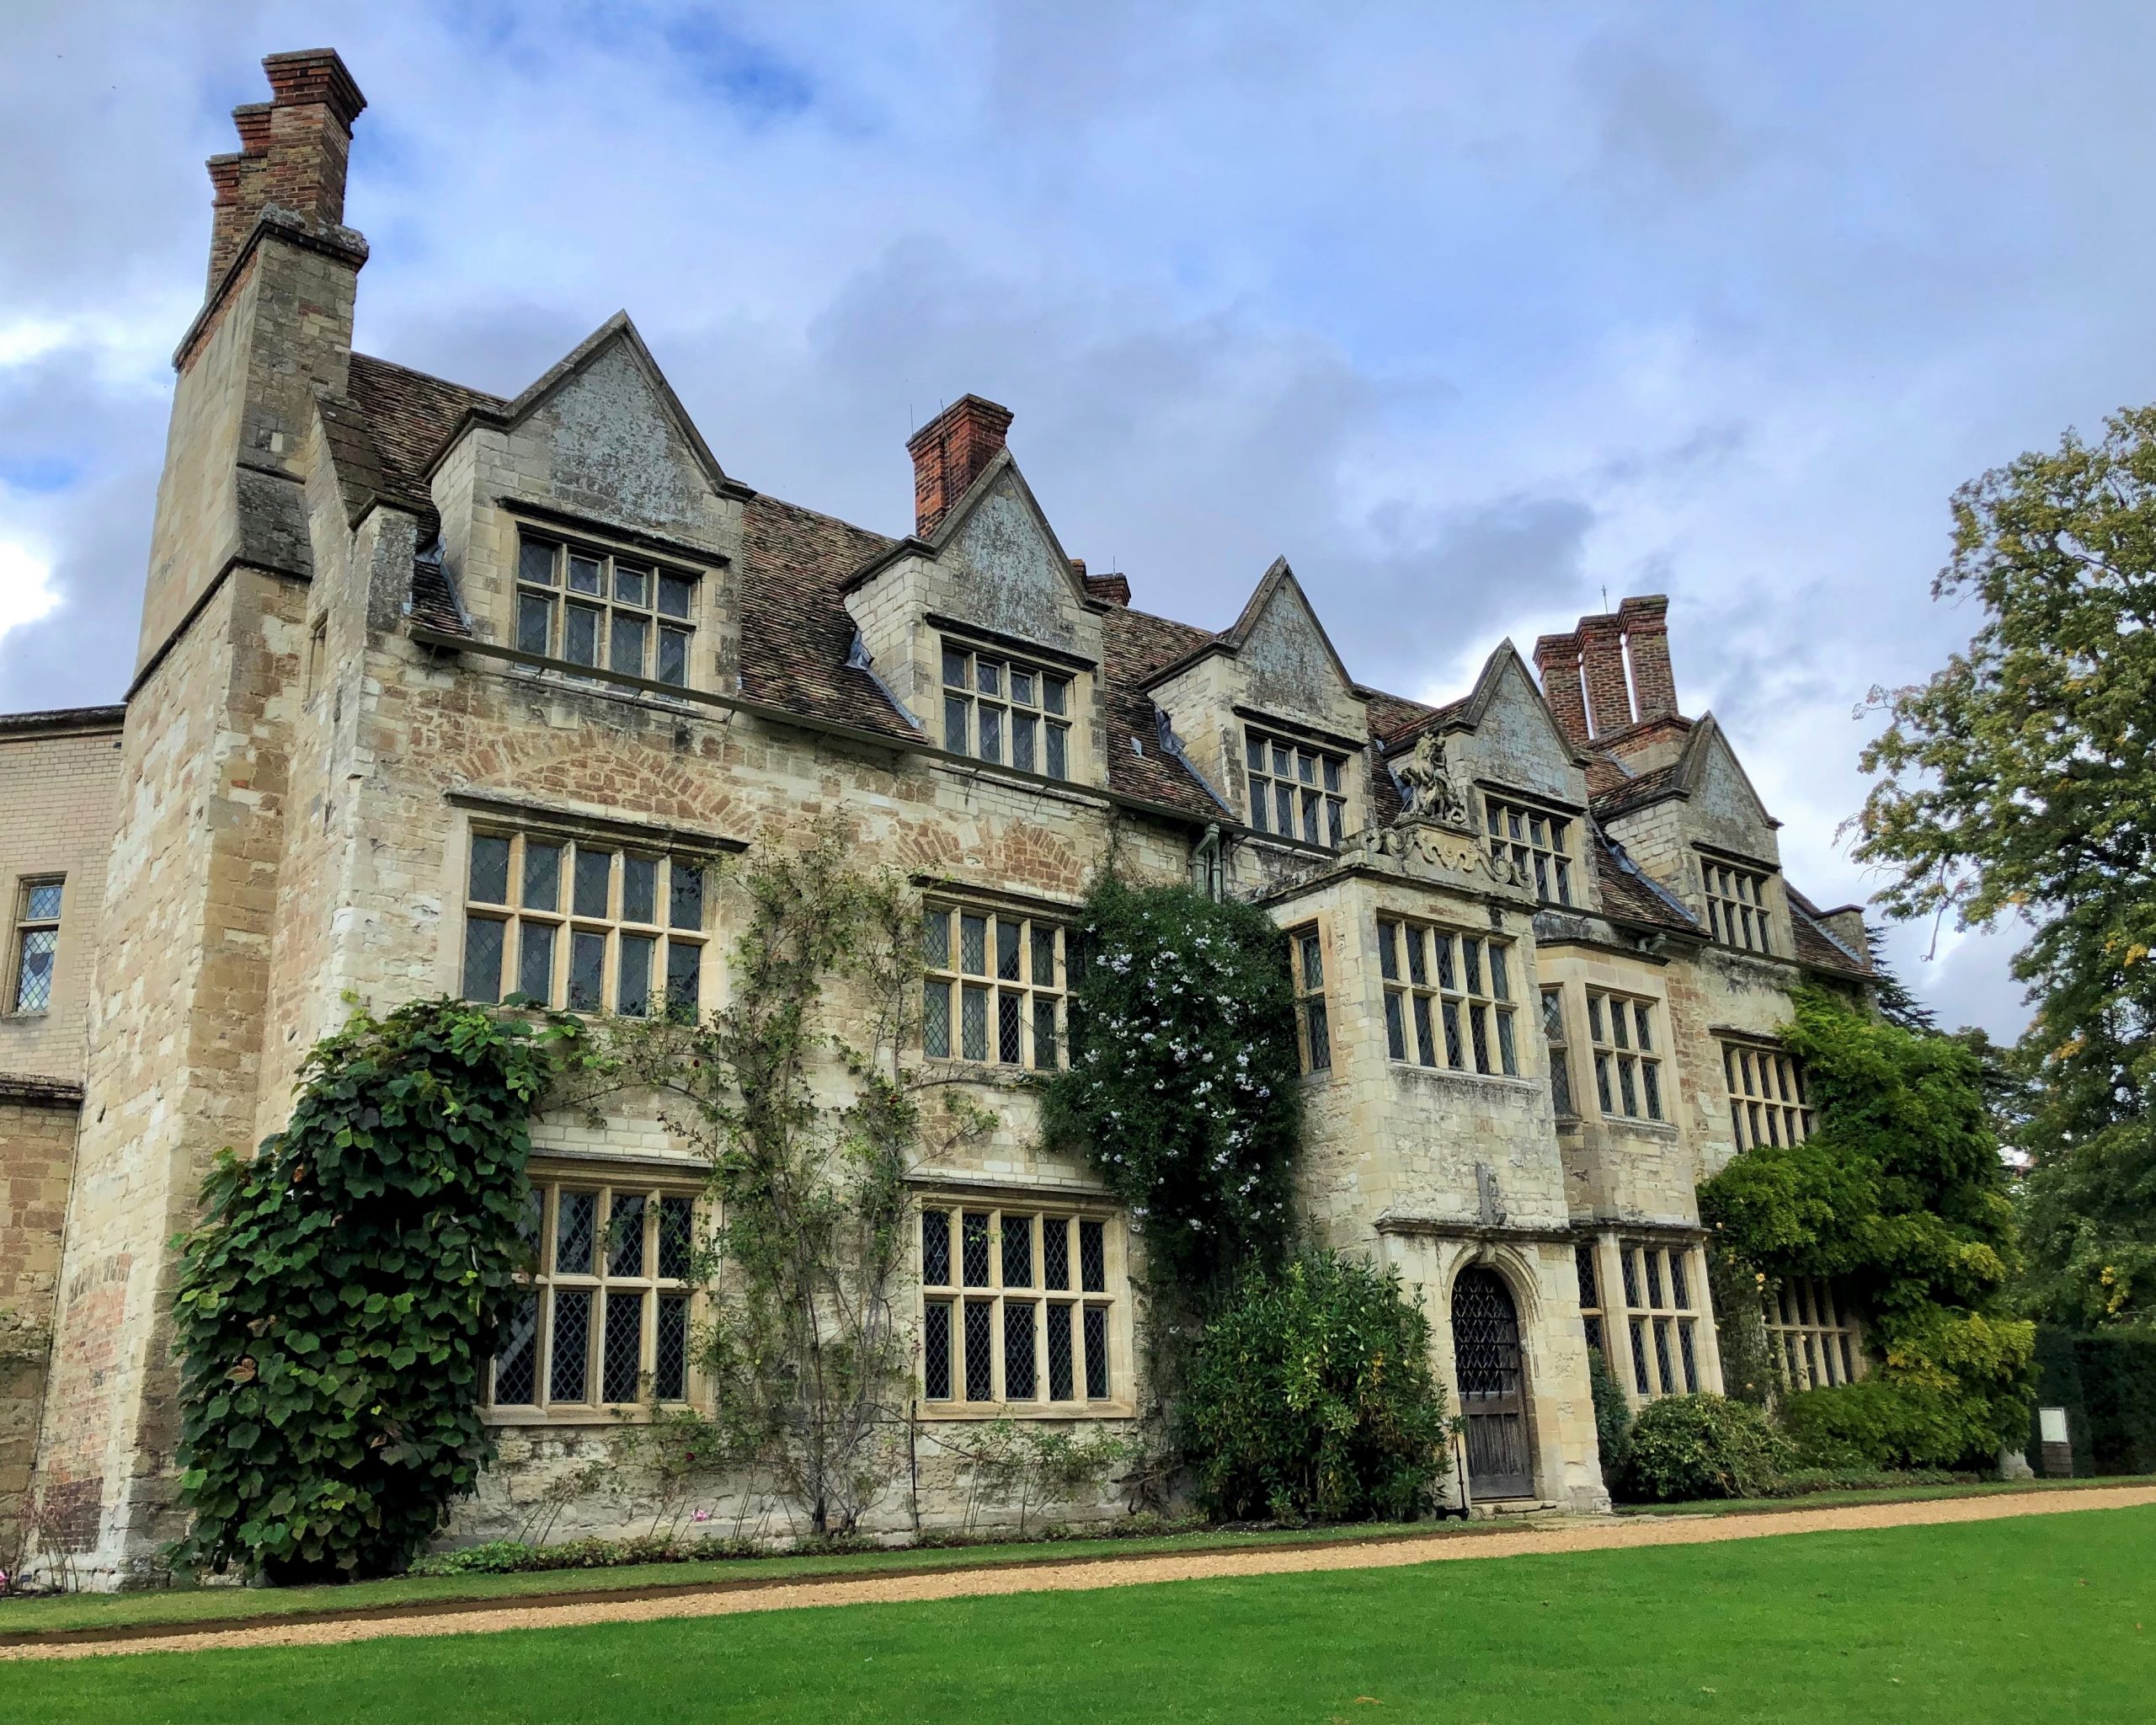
xmin=0 ymin=52 xmax=1877 ymax=1583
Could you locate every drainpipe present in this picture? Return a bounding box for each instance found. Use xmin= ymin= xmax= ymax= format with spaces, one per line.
xmin=1193 ymin=822 xmax=1224 ymax=902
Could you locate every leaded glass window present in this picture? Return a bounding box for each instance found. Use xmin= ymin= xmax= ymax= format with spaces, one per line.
xmin=919 ymin=1204 xmax=1122 ymax=1409
xmin=1588 ymin=989 xmax=1665 ymax=1122
xmin=1375 ymin=917 xmax=1518 ymax=1077
xmin=1246 ymin=728 xmax=1348 ymax=849
xmin=1701 ymin=856 xmax=1775 ymax=953
xmin=1618 ymin=1241 xmax=1702 ymax=1401
xmin=1766 ymin=1275 xmax=1863 ymax=1391
xmin=515 ymin=533 xmax=697 ymax=688
xmin=922 ymin=904 xmax=1065 ymax=1069
xmin=1722 ymin=1041 xmax=1813 ymax=1150
xmin=11 ymin=876 xmax=62 ymax=1014
xmin=941 ymin=639 xmax=1073 ymax=779
xmin=1483 ymin=795 xmax=1575 ymax=905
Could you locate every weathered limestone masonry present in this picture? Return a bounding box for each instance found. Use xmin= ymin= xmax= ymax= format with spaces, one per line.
xmin=8 ymin=50 xmax=1878 ymax=1583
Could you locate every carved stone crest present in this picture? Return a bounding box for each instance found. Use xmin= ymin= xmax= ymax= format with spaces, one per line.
xmin=1393 ymin=729 xmax=1471 ymax=830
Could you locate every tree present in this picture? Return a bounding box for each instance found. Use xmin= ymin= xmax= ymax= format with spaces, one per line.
xmin=1854 ymin=404 xmax=2156 ymax=1327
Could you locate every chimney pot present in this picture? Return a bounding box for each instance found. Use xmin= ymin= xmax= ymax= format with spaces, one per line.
xmin=1618 ymin=593 xmax=1677 ymax=719
xmin=906 ymin=394 xmax=1013 ymax=537
xmin=1084 ymin=571 xmax=1132 ymax=607
xmin=201 ymin=50 xmax=367 ymax=301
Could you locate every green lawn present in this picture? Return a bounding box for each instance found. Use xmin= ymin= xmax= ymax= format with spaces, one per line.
xmin=10 ymin=1504 xmax=2152 ymax=1723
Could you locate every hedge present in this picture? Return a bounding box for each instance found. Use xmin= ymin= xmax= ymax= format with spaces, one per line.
xmin=2028 ymin=1326 xmax=2156 ymax=1476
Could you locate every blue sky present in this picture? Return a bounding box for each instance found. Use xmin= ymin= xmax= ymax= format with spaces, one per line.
xmin=8 ymin=1 xmax=2155 ymax=1039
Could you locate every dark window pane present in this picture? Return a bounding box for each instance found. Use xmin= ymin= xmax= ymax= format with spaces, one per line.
xmin=1305 ymin=1000 xmax=1331 ymax=1071
xmin=565 ymin=604 xmax=600 ymax=666
xmin=997 ymin=920 xmax=1022 ymax=980
xmin=1001 ymin=1214 xmax=1032 ymax=1289
xmin=963 ymin=1300 xmax=995 ymax=1400
xmin=659 ymin=1196 xmax=694 ymax=1279
xmin=923 ymin=1301 xmax=953 ymax=1399
xmin=551 ymin=1289 xmax=592 ymax=1402
xmin=1635 ymin=1002 xmax=1654 ymax=1052
xmin=1030 ymin=925 xmax=1055 ymax=986
xmin=1470 ymin=1005 xmax=1492 ymax=1073
xmin=601 ymin=1290 xmax=643 ymax=1402
xmin=924 ymin=980 xmax=952 ymax=1057
xmin=1643 ymin=1061 xmax=1662 ymax=1120
xmin=1249 ymin=780 xmax=1269 ymax=832
xmin=614 ymin=562 xmax=649 ymax=606
xmin=979 ymin=703 xmax=1002 ymax=763
xmin=1412 ymin=994 xmax=1436 ymax=1067
xmin=523 ymin=841 xmax=562 ymax=911
xmin=1276 ymin=782 xmax=1294 ymax=833
xmin=462 ymin=916 xmax=505 ymax=1003
xmin=610 ymin=611 xmax=648 ymax=677
xmin=568 ymin=554 xmax=603 ymax=595
xmin=1004 ymin=1302 xmax=1037 ymax=1399
xmin=1385 ymin=992 xmax=1406 ymax=1060
xmin=657 ymin=573 xmax=694 ymax=617
xmin=960 ymin=915 xmax=987 ymax=974
xmin=1462 ymin=937 xmax=1485 ymax=997
xmin=1678 ymin=1321 xmax=1699 ymax=1393
xmin=469 ymin=835 xmax=510 ymax=903
xmin=1328 ymin=799 xmax=1343 ymax=847
xmin=1575 ymin=1243 xmax=1599 ymax=1308
xmin=1645 ymin=1251 xmax=1666 ymax=1308
xmin=944 ymin=693 xmax=969 ymax=753
xmin=664 ymin=942 xmax=701 ymax=1020
xmin=1299 ymin=932 xmax=1324 ymax=991
xmin=962 ymin=1212 xmax=992 ymax=1285
xmin=1441 ymin=1000 xmax=1465 ymax=1068
xmin=1012 ymin=713 xmax=1037 ymax=772
xmin=622 ymin=855 xmax=658 ymax=924
xmin=1630 ymin=1318 xmax=1650 ymax=1395
xmin=654 ymin=1295 xmax=690 ymax=1400
xmin=574 ymin=848 xmax=611 ymax=918
xmin=24 ymin=882 xmax=62 ymax=921
xmin=493 ymin=1290 xmax=541 ymax=1404
xmin=1043 ymin=676 xmax=1068 ymax=715
xmin=517 ymin=920 xmax=555 ymax=1004
xmin=1406 ymin=927 xmax=1428 ymax=985
xmin=568 ymin=930 xmax=606 ymax=1012
xmin=1011 ymin=668 xmax=1035 ymax=707
xmin=1044 ymin=723 xmax=1067 ymax=780
xmin=1489 ymin=945 xmax=1511 ymax=1001
xmin=1302 ymin=792 xmax=1320 ymax=845
xmin=1653 ymin=1319 xmax=1675 ymax=1395
xmin=657 ymin=626 xmax=690 ymax=686
xmin=1047 ymin=1303 xmax=1075 ymax=1399
xmin=519 ymin=538 xmax=559 ymax=585
xmin=1550 ymin=1047 xmax=1573 ymax=1114
xmin=669 ymin=862 xmax=703 ymax=931
xmin=517 ymin=593 xmax=552 ymax=655
xmin=1043 ymin=1219 xmax=1070 ymax=1290
xmin=1618 ymin=1058 xmax=1638 ymax=1116
xmin=1080 ymin=1219 xmax=1106 ymax=1292
xmin=1433 ymin=932 xmax=1456 ymax=991
xmin=924 ymin=909 xmax=951 ymax=969
xmin=556 ymin=1190 xmax=596 ymax=1274
xmin=1033 ymin=996 xmax=1059 ymax=1068
xmin=1084 ymin=1306 xmax=1110 ymax=1398
xmin=1496 ymin=1009 xmax=1517 ymax=1076
xmin=1379 ymin=921 xmax=1400 ymax=981
xmin=942 ymin=645 xmax=969 ymax=686
xmin=1669 ymin=1252 xmax=1690 ymax=1310
xmin=962 ymin=984 xmax=988 ymax=1060
xmin=618 ymin=932 xmax=654 ymax=1016
xmin=922 ymin=1210 xmax=952 ymax=1285
xmin=977 ymin=659 xmax=1002 ymax=697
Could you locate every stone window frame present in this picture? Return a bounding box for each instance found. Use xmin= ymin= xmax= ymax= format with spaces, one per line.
xmin=921 ymin=901 xmax=1066 ymax=1071
xmin=460 ymin=827 xmax=709 ymax=1019
xmin=939 ymin=638 xmax=1073 ymax=781
xmin=1483 ymin=793 xmax=1576 ymax=907
xmin=1700 ymin=854 xmax=1776 ymax=954
xmin=485 ymin=1172 xmax=702 ymax=1423
xmin=1374 ymin=916 xmax=1520 ymax=1079
xmin=1721 ymin=1039 xmax=1812 ymax=1151
xmin=1573 ymin=1241 xmax=1606 ymax=1354
xmin=1245 ymin=727 xmax=1348 ymax=850
xmin=515 ymin=530 xmax=701 ymax=690
xmin=1766 ymin=1275 xmax=1863 ymax=1392
xmin=1587 ymin=988 xmax=1665 ymax=1123
xmin=916 ymin=1200 xmax=1129 ymax=1417
xmin=8 ymin=875 xmax=62 ymax=1016
xmin=1618 ymin=1239 xmax=1703 ymax=1400
xmin=1292 ymin=922 xmax=1332 ymax=1075
xmin=1541 ymin=986 xmax=1576 ymax=1117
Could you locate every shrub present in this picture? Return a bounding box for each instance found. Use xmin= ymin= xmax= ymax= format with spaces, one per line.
xmin=1588 ymin=1349 xmax=1634 ymax=1485
xmin=2030 ymin=1325 xmax=2156 ymax=1476
xmin=172 ymin=999 xmax=579 ymax=1583
xmin=1617 ymin=1395 xmax=1792 ymax=1503
xmin=1180 ymin=1250 xmax=1450 ymax=1523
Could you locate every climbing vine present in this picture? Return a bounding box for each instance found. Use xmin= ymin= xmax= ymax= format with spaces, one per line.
xmin=1699 ymin=986 xmax=2034 ymax=1466
xmin=597 ymin=828 xmax=991 ymax=1538
xmin=172 ymin=997 xmax=580 ymax=1581
xmin=1041 ymin=875 xmax=1303 ymax=1308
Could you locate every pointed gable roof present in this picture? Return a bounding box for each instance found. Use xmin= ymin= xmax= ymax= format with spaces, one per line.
xmin=1593 ymin=712 xmax=1779 ymax=829
xmin=1141 ymin=556 xmax=1358 ymax=697
xmin=1377 ymin=639 xmax=1589 ymax=765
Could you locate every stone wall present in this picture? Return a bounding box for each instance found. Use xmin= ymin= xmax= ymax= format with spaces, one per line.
xmin=0 ymin=1085 xmax=80 ymax=1557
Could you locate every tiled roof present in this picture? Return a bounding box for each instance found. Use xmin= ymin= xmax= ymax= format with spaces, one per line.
xmin=1592 ymin=761 xmax=1681 ymax=819
xmin=735 ymin=493 xmax=916 ymax=741
xmin=408 ymin=556 xmax=469 ymax=635
xmin=1098 ymin=605 xmax=1232 ymax=816
xmin=1786 ymin=887 xmax=1872 ymax=976
xmin=344 ymin=354 xmax=506 ymax=520
xmin=1590 ymin=830 xmax=1700 ymax=935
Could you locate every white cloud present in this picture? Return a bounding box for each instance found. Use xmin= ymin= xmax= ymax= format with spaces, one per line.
xmin=0 ymin=540 xmax=60 ymax=641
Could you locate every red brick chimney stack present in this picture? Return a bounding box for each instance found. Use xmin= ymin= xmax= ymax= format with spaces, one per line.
xmin=204 ymin=50 xmax=367 ymax=294
xmin=1534 ymin=633 xmax=1590 ymax=749
xmin=1618 ymin=594 xmax=1676 ymax=719
xmin=1577 ymin=611 xmax=1633 ymax=738
xmin=1534 ymin=594 xmax=1681 ymax=743
xmin=907 ymin=395 xmax=1014 ymax=537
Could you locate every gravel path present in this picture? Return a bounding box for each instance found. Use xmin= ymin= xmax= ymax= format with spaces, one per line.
xmin=12 ymin=1484 xmax=2154 ymax=1663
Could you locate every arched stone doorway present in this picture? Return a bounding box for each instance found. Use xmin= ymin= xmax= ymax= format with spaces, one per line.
xmin=1451 ymin=1265 xmax=1533 ymax=1499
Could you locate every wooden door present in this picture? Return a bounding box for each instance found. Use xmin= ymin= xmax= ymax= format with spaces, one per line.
xmin=1453 ymin=1267 xmax=1533 ymax=1499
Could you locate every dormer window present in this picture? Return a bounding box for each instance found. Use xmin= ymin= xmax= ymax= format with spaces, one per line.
xmin=1246 ymin=729 xmax=1346 ymax=848
xmin=517 ymin=534 xmax=696 ymax=687
xmin=1484 ymin=795 xmax=1575 ymax=906
xmin=1701 ymin=857 xmax=1774 ymax=953
xmin=942 ymin=639 xmax=1071 ymax=780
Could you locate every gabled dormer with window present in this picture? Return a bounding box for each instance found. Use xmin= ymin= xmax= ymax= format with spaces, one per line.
xmin=841 ymin=397 xmax=1106 ymax=790
xmin=412 ymin=314 xmax=749 ymax=703
xmin=1146 ymin=557 xmax=1371 ymax=853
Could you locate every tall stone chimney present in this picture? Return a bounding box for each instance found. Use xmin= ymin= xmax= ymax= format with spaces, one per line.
xmin=1577 ymin=612 xmax=1633 ymax=738
xmin=1534 ymin=633 xmax=1589 ymax=748
xmin=1534 ymin=594 xmax=1683 ymax=743
xmin=907 ymin=395 xmax=1013 ymax=537
xmin=205 ymin=49 xmax=367 ymax=295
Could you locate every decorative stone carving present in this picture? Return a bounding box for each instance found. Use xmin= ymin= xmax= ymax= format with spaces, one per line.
xmin=1346 ymin=818 xmax=1529 ymax=892
xmin=1394 ymin=729 xmax=1471 ymax=829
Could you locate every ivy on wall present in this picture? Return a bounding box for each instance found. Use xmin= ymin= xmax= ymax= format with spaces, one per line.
xmin=173 ymin=998 xmax=579 ymax=1582
xmin=1700 ymin=986 xmax=2035 ymax=1467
